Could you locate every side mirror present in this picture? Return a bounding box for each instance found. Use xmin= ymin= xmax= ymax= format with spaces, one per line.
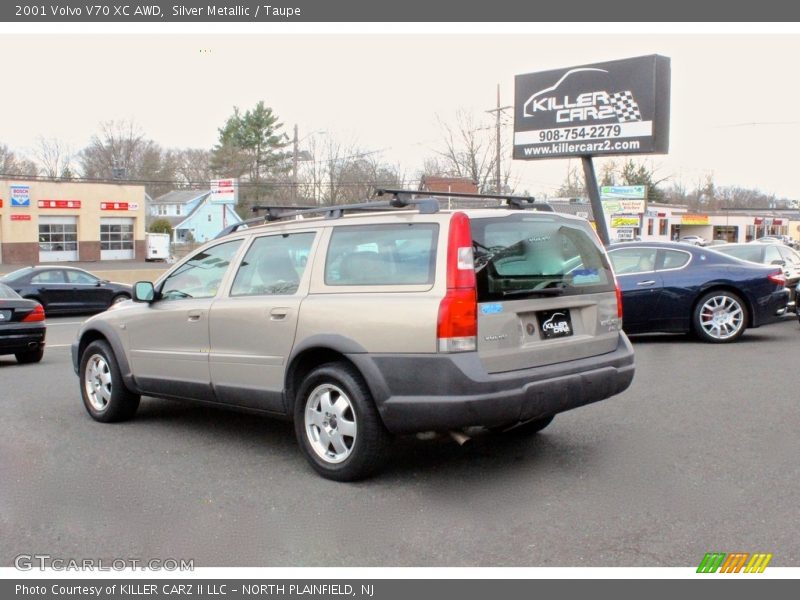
xmin=133 ymin=281 xmax=156 ymax=303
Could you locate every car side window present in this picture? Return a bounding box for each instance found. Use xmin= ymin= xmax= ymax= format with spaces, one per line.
xmin=609 ymin=248 xmax=658 ymax=275
xmin=160 ymin=239 xmax=242 ymax=300
xmin=66 ymin=270 xmax=99 ymax=284
xmin=325 ymin=224 xmax=438 ymax=286
xmin=659 ymin=250 xmax=691 ymax=270
xmin=763 ymin=245 xmax=782 ymax=265
xmin=30 ymin=270 xmax=66 ymax=284
xmin=230 ymin=232 xmax=315 ymax=296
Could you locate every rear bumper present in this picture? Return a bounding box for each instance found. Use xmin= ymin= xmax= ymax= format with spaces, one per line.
xmin=752 ymin=289 xmax=790 ymax=327
xmin=0 ymin=326 xmax=46 ymax=354
xmin=347 ymin=333 xmax=635 ymax=434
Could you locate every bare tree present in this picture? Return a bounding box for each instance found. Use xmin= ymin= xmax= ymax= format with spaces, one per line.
xmin=555 ymin=164 xmax=586 ymax=197
xmin=33 ymin=137 xmax=72 ymax=179
xmin=0 ymin=143 xmax=38 ymax=176
xmin=294 ymin=135 xmax=406 ymax=205
xmin=77 ymin=120 xmax=177 ymax=196
xmin=426 ymin=110 xmax=511 ymax=193
xmin=174 ymin=148 xmax=213 ymax=187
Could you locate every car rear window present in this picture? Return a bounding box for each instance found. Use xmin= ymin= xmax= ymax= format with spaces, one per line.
xmin=325 ymin=224 xmax=438 ymax=286
xmin=471 ymin=215 xmax=614 ymax=302
xmin=717 ymin=245 xmax=762 ymax=263
xmin=0 ymin=283 xmax=21 ymax=299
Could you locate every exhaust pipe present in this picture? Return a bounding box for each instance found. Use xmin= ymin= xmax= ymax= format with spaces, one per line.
xmin=448 ymin=430 xmax=472 ymax=446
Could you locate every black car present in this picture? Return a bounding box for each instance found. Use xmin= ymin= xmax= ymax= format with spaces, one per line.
xmin=607 ymin=242 xmax=789 ymax=343
xmin=0 ymin=283 xmax=46 ymax=363
xmin=0 ymin=266 xmax=132 ymax=315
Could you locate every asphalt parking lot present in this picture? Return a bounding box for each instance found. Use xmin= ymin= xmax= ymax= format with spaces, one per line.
xmin=1 ymin=316 xmax=799 ymax=568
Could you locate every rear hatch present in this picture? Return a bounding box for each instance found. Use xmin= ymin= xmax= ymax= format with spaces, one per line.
xmin=470 ymin=213 xmax=621 ymax=374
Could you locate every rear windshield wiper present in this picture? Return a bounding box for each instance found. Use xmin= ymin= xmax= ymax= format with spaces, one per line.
xmin=501 ymin=287 xmax=566 ymax=298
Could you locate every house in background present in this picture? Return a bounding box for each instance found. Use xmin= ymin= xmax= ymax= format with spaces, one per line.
xmin=148 ymin=190 xmax=242 ymax=243
xmin=418 ymin=176 xmax=483 ymax=209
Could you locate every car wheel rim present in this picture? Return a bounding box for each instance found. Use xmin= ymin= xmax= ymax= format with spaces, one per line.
xmin=304 ymin=383 xmax=357 ymax=465
xmin=699 ymin=295 xmax=744 ymax=340
xmin=84 ymin=353 xmax=112 ymax=411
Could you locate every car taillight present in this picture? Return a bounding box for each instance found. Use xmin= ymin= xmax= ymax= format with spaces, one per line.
xmin=615 ymin=278 xmax=624 ymax=320
xmin=437 ymin=212 xmax=477 ymax=352
xmin=768 ymin=270 xmax=787 ymax=287
xmin=22 ymin=304 xmax=45 ymax=322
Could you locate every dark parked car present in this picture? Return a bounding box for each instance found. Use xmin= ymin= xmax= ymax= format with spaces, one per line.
xmin=0 ymin=282 xmax=46 ymax=363
xmin=713 ymin=242 xmax=800 ymax=305
xmin=0 ymin=266 xmax=132 ymax=315
xmin=607 ymin=242 xmax=789 ymax=343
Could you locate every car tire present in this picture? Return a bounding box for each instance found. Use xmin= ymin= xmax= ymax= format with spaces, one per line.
xmin=492 ymin=415 xmax=555 ymax=436
xmin=110 ymin=294 xmax=130 ymax=306
xmin=15 ymin=346 xmax=44 ymax=364
xmin=79 ymin=340 xmax=140 ymax=422
xmin=294 ymin=362 xmax=390 ymax=482
xmin=693 ymin=290 xmax=747 ymax=343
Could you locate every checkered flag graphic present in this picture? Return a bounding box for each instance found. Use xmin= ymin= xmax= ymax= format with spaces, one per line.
xmin=611 ymin=91 xmax=642 ymax=123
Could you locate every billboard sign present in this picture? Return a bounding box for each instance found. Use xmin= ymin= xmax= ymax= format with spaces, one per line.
xmin=601 ymin=185 xmax=646 ymax=199
xmin=514 ymin=55 xmax=670 ymax=160
xmin=610 ymin=215 xmax=640 ymax=228
xmin=210 ymin=179 xmax=238 ymax=205
xmin=601 ymin=199 xmax=646 ymax=215
xmin=10 ymin=184 xmax=30 ymax=207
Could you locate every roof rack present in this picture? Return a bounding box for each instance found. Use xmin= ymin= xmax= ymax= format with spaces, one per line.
xmin=375 ymin=188 xmax=554 ymax=212
xmin=214 ymin=195 xmax=440 ymax=239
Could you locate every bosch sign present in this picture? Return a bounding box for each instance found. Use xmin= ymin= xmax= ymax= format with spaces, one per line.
xmin=514 ymin=55 xmax=670 ymax=160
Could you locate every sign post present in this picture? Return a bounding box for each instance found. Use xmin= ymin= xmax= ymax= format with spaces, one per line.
xmin=210 ymin=179 xmax=238 ymax=230
xmin=514 ymin=55 xmax=670 ymax=244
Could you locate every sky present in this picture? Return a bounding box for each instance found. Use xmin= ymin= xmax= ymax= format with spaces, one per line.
xmin=2 ymin=29 xmax=800 ymax=199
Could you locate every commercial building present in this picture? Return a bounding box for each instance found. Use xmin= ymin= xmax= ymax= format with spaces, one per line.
xmin=0 ymin=179 xmax=146 ymax=264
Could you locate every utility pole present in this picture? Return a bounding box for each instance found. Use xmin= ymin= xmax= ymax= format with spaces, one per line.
xmin=292 ymin=124 xmax=299 ymax=204
xmin=486 ymin=84 xmax=512 ymax=194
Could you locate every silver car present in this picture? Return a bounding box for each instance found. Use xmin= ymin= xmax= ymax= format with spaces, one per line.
xmin=72 ymin=198 xmax=635 ymax=480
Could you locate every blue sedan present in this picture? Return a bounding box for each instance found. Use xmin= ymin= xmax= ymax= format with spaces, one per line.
xmin=607 ymin=242 xmax=789 ymax=343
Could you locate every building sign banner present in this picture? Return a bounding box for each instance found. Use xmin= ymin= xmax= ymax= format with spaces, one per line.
xmin=210 ymin=179 xmax=238 ymax=204
xmin=601 ymin=199 xmax=647 ymax=215
xmin=514 ymin=55 xmax=670 ymax=160
xmin=10 ymin=184 xmax=30 ymax=207
xmin=10 ymin=214 xmax=31 ymax=221
xmin=101 ymin=202 xmax=139 ymax=211
xmin=600 ymin=185 xmax=647 ymax=199
xmin=38 ymin=200 xmax=81 ymax=209
xmin=611 ymin=215 xmax=640 ymax=228
xmin=682 ymin=214 xmax=709 ymax=225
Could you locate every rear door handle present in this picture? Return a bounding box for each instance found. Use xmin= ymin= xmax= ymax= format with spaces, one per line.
xmin=270 ymin=308 xmax=289 ymax=321
xmin=636 ymin=280 xmax=656 ymax=286
xmin=187 ymin=310 xmax=202 ymax=322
